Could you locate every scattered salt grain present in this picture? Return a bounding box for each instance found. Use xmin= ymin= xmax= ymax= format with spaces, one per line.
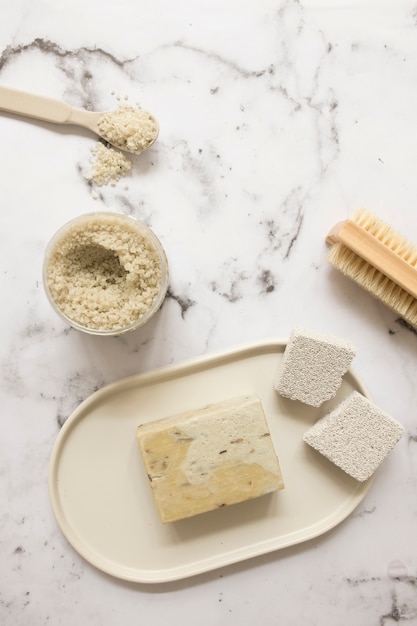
xmin=86 ymin=143 xmax=132 ymax=187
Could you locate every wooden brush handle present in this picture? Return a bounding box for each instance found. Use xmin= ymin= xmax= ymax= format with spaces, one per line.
xmin=326 ymin=220 xmax=417 ymax=299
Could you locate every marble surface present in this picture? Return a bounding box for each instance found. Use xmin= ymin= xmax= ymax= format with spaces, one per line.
xmin=1 ymin=0 xmax=417 ymax=623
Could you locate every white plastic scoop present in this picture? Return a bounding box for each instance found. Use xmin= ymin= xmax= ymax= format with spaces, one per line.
xmin=0 ymin=85 xmax=159 ymax=154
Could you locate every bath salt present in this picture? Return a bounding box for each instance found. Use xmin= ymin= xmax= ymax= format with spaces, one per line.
xmin=46 ymin=213 xmax=163 ymax=332
xmin=97 ymin=104 xmax=158 ymax=154
xmin=86 ymin=143 xmax=132 ymax=186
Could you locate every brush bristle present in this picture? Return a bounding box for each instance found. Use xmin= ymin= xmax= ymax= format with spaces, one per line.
xmin=328 ymin=242 xmax=417 ymax=328
xmin=350 ymin=209 xmax=417 ymax=266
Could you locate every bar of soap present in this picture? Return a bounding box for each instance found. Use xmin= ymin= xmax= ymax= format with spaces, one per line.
xmin=274 ymin=327 xmax=356 ymax=407
xmin=303 ymin=391 xmax=404 ymax=481
xmin=136 ymin=394 xmax=284 ymax=523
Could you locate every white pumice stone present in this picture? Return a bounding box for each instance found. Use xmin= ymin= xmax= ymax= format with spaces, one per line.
xmin=274 ymin=327 xmax=356 ymax=407
xmin=303 ymin=391 xmax=404 ymax=481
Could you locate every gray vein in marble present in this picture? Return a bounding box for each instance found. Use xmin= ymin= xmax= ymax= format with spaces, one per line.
xmin=352 ymin=505 xmax=376 ymax=518
xmin=379 ymin=589 xmax=417 ymax=625
xmin=1 ymin=359 xmax=28 ymax=399
xmin=166 ymin=288 xmax=196 ymax=318
xmin=274 ymin=4 xmax=341 ymax=176
xmin=258 ymin=269 xmax=276 ymax=294
xmin=215 ymin=270 xmax=248 ymax=303
xmin=259 ymin=185 xmax=305 ymax=260
xmin=3 ymin=526 xmax=86 ymax=617
xmin=345 ymin=571 xmax=417 ymax=624
xmin=195 ymin=182 xmax=307 ymax=306
xmin=0 ymin=312 xmax=105 ymax=429
xmin=96 ymin=193 xmax=157 ymax=227
xmin=0 ymin=38 xmax=139 ymax=110
xmin=169 ymin=40 xmax=274 ymax=82
xmin=167 ymin=142 xmax=232 ymax=220
xmin=396 ymin=318 xmax=417 ymax=335
xmin=174 ymin=141 xmax=216 ymax=207
xmin=167 ymin=40 xmax=302 ymax=117
xmin=54 ymin=371 xmax=104 ymax=429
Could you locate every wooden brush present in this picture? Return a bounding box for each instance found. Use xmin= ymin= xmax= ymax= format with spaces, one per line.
xmin=326 ymin=209 xmax=417 ymax=328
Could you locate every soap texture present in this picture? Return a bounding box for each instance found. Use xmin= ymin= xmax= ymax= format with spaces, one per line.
xmin=136 ymin=394 xmax=284 ymax=523
xmin=274 ymin=326 xmax=356 ymax=407
xmin=303 ymin=391 xmax=404 ymax=481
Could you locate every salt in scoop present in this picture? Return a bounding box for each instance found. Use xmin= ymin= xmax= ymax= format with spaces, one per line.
xmin=0 ymin=85 xmax=159 ymax=154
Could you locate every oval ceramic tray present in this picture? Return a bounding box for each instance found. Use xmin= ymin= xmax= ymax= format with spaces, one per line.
xmin=49 ymin=340 xmax=373 ymax=583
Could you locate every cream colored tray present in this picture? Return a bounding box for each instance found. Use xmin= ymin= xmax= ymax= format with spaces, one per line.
xmin=49 ymin=340 xmax=373 ymax=583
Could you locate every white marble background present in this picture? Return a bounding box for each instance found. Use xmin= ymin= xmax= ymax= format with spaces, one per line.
xmin=1 ymin=0 xmax=417 ymax=624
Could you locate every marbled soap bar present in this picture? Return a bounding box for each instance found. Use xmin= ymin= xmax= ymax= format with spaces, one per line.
xmin=136 ymin=394 xmax=284 ymax=523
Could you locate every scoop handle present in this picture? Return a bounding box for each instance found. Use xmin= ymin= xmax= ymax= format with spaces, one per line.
xmin=0 ymin=85 xmax=74 ymax=124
